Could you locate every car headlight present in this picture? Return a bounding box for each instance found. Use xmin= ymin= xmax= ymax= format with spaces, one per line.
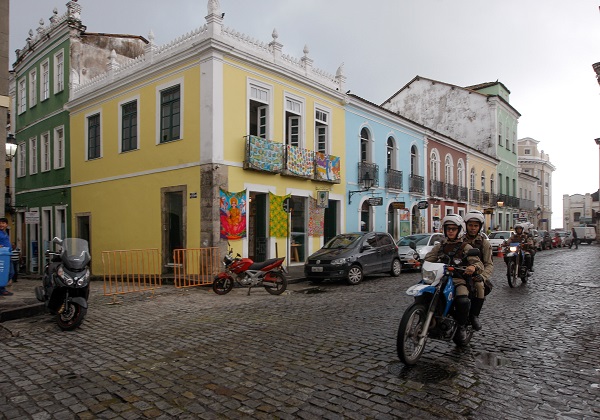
xmin=331 ymin=258 xmax=350 ymax=266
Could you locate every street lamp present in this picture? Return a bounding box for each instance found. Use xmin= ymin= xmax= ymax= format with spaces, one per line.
xmin=6 ymin=134 xmax=18 ymax=161
xmin=348 ymin=171 xmax=374 ymax=204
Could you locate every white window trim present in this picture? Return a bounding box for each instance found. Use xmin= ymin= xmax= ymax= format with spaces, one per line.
xmin=29 ymin=136 xmax=38 ymax=174
xmin=18 ymin=78 xmax=27 ymax=114
xmin=386 ymin=134 xmax=397 ymax=170
xmin=29 ymin=68 xmax=37 ymax=108
xmin=430 ymin=149 xmax=440 ymax=181
xmin=41 ymin=131 xmax=51 ymax=172
xmin=53 ymin=125 xmax=65 ymax=169
xmin=54 ymin=50 xmax=65 ymax=93
xmin=283 ymin=92 xmax=305 ymax=147
xmin=17 ymin=142 xmax=26 ymax=177
xmin=155 ymin=78 xmax=184 ymax=145
xmin=40 ymin=58 xmax=50 ymax=101
xmin=457 ymin=159 xmax=465 ymax=188
xmin=444 ymin=154 xmax=454 ymax=184
xmin=85 ymin=109 xmax=103 ymax=161
xmin=118 ymin=95 xmax=140 ymax=153
xmin=247 ymin=78 xmax=274 ymax=140
xmin=314 ymin=103 xmax=331 ymax=154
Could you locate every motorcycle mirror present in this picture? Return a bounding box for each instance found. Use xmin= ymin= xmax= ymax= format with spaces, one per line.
xmin=409 ymin=241 xmax=416 ymax=250
xmin=466 ymin=248 xmax=481 ymax=257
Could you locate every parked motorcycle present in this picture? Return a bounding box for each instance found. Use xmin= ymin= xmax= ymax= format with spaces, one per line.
xmin=35 ymin=237 xmax=91 ymax=331
xmin=396 ymin=248 xmax=480 ymax=366
xmin=212 ymin=247 xmax=288 ymax=295
xmin=503 ymin=241 xmax=529 ymax=288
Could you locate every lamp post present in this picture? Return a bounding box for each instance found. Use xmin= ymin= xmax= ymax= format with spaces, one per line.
xmin=348 ymin=171 xmax=374 ymax=204
xmin=6 ymin=134 xmax=18 ymax=161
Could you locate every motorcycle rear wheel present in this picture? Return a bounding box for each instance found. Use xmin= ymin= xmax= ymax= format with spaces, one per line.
xmin=213 ymin=276 xmax=234 ymax=295
xmin=56 ymin=302 xmax=87 ymax=331
xmin=507 ymin=260 xmax=519 ymax=288
xmin=264 ymin=271 xmax=287 ymax=295
xmin=397 ymin=303 xmax=428 ymax=366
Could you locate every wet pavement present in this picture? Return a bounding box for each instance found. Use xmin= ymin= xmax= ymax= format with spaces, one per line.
xmin=1 ymin=246 xmax=599 ymax=419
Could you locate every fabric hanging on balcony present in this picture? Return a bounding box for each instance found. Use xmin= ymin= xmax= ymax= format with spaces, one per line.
xmin=246 ymin=136 xmax=283 ymax=172
xmin=269 ymin=192 xmax=291 ymax=237
xmin=286 ymin=145 xmax=314 ymax=177
xmin=308 ymin=197 xmax=324 ymax=236
xmin=314 ymin=152 xmax=341 ymax=182
xmin=219 ymin=188 xmax=247 ymax=240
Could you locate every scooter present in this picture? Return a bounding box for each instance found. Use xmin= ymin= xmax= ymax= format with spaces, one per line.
xmin=396 ymin=248 xmax=480 ymax=366
xmin=503 ymin=242 xmax=529 ymax=288
xmin=212 ymin=246 xmax=288 ymax=295
xmin=35 ymin=237 xmax=91 ymax=331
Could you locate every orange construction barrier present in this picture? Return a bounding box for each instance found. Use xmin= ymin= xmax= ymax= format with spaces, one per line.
xmin=173 ymin=247 xmax=220 ymax=288
xmin=102 ymin=249 xmax=162 ymax=301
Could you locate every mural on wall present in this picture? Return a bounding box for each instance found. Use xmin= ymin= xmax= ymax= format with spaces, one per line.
xmin=220 ymin=189 xmax=247 ymax=240
xmin=314 ymin=152 xmax=341 ymax=182
xmin=269 ymin=192 xmax=291 ymax=237
xmin=244 ymin=136 xmax=284 ymax=173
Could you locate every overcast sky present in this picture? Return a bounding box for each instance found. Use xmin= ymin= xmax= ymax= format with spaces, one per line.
xmin=9 ymin=0 xmax=600 ymax=228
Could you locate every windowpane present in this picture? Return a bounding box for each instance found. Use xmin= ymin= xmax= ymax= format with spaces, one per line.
xmin=122 ymin=101 xmax=137 ymax=152
xmin=160 ymin=86 xmax=181 ymax=143
xmin=88 ymin=114 xmax=101 ymax=159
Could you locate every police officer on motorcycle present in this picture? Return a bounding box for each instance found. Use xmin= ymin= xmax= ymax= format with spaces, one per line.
xmin=424 ymin=214 xmax=484 ymax=342
xmin=462 ymin=210 xmax=493 ymax=331
xmin=505 ymin=223 xmax=535 ymax=273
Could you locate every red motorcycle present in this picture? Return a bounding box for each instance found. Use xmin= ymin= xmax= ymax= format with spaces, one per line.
xmin=213 ymin=247 xmax=288 ymax=295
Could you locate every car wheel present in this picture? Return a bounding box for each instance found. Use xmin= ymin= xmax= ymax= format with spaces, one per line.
xmin=390 ymin=258 xmax=401 ymax=277
xmin=347 ymin=265 xmax=363 ymax=285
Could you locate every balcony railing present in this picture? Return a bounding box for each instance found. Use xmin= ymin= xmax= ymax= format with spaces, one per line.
xmin=409 ymin=174 xmax=424 ymax=194
xmin=358 ymin=162 xmax=379 ymax=188
xmin=385 ymin=168 xmax=402 ymax=190
xmin=458 ymin=186 xmax=468 ymax=202
xmin=243 ymin=136 xmax=340 ymax=183
xmin=430 ymin=180 xmax=444 ymax=197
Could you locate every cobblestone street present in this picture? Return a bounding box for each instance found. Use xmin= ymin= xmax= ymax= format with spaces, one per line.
xmin=1 ymin=244 xmax=599 ymax=419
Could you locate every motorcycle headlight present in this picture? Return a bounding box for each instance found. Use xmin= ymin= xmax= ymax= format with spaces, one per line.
xmin=76 ymin=269 xmax=90 ymax=286
xmin=331 ymin=258 xmax=350 ymax=266
xmin=509 ymin=246 xmax=518 ymax=252
xmin=422 ymin=268 xmax=437 ymax=284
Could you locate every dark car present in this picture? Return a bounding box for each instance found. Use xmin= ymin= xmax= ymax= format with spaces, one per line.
xmin=304 ymin=232 xmax=401 ymax=285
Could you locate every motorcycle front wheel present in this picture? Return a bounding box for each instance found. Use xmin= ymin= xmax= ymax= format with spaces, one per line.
xmin=57 ymin=302 xmax=87 ymax=331
xmin=507 ymin=260 xmax=519 ymax=288
xmin=397 ymin=303 xmax=428 ymax=366
xmin=263 ymin=271 xmax=287 ymax=295
xmin=213 ymin=276 xmax=234 ymax=295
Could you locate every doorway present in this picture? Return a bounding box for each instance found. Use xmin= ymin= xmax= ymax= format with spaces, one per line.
xmin=249 ymin=192 xmax=268 ymax=262
xmin=162 ymin=187 xmax=186 ymax=271
xmin=323 ymin=200 xmax=338 ymax=243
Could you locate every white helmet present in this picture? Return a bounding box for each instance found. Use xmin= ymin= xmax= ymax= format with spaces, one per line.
xmin=441 ymin=214 xmax=465 ymax=237
xmin=464 ymin=210 xmax=485 ymax=233
xmin=514 ymin=223 xmax=526 ymax=233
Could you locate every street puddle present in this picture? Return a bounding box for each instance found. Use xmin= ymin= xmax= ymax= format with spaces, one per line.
xmin=474 ymin=351 xmax=509 ymax=368
xmin=388 ymin=361 xmax=457 ymax=383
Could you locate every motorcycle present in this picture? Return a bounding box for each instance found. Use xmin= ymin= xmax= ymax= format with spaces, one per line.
xmin=503 ymin=241 xmax=529 ymax=288
xmin=212 ymin=247 xmax=288 ymax=295
xmin=396 ymin=248 xmax=480 ymax=366
xmin=35 ymin=237 xmax=91 ymax=331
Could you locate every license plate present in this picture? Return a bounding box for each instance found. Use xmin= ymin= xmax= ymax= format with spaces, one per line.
xmin=312 ymin=267 xmax=323 ymax=272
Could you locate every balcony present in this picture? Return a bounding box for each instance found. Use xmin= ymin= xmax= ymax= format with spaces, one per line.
xmin=430 ymin=180 xmax=444 ymax=198
xmin=243 ymin=136 xmax=340 ymax=183
xmin=409 ymin=174 xmax=424 ymax=194
xmin=385 ymin=168 xmax=402 ymax=190
xmin=358 ymin=162 xmax=379 ymax=188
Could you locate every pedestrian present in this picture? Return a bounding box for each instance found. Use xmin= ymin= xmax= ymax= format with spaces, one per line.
xmin=0 ymin=217 xmax=13 ymax=296
xmin=10 ymin=243 xmax=20 ymax=283
xmin=570 ymin=227 xmax=578 ymax=249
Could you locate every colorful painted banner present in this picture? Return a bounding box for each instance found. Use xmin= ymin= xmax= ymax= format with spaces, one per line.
xmin=269 ymin=192 xmax=290 ymax=237
xmin=314 ymin=152 xmax=341 ymax=182
xmin=220 ymin=189 xmax=247 ymax=240
xmin=285 ymin=145 xmax=314 ymax=177
xmin=245 ymin=136 xmax=284 ymax=173
xmin=308 ymin=197 xmax=324 ymax=236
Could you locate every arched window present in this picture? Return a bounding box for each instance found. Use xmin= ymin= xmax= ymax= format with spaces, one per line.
xmin=410 ymin=145 xmax=418 ymax=175
xmin=457 ymin=160 xmax=464 ymax=188
xmin=430 ymin=150 xmax=440 ymax=181
xmin=444 ymin=155 xmax=453 ymax=184
xmin=481 ymin=170 xmax=486 ymax=192
xmin=360 ymin=127 xmax=370 ymax=162
xmin=386 ymin=136 xmax=396 ymax=170
xmin=470 ymin=168 xmax=476 ymax=190
xmin=490 ymin=174 xmax=495 ymax=194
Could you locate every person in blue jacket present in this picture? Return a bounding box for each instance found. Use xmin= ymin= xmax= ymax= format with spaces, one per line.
xmin=0 ymin=217 xmax=13 ymax=296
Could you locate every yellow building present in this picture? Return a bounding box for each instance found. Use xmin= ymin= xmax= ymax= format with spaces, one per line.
xmin=68 ymin=3 xmax=346 ymax=274
xmin=466 ymin=152 xmax=500 ymax=230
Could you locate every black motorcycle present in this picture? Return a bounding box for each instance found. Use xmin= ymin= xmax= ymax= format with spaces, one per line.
xmin=35 ymin=237 xmax=91 ymax=331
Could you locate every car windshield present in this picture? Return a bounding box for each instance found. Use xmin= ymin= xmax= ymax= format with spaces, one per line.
xmin=489 ymin=232 xmax=510 ymax=239
xmin=323 ymin=234 xmax=362 ymax=249
xmin=398 ymin=234 xmax=431 ymax=246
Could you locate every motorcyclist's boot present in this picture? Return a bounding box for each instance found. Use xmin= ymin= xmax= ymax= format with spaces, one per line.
xmin=454 ymin=296 xmax=470 ymax=342
xmin=469 ymin=298 xmax=484 ymax=331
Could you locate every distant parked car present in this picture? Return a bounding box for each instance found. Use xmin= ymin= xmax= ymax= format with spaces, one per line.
xmin=551 ymin=233 xmax=562 ymax=248
xmin=409 ymin=233 xmax=446 ymax=261
xmin=396 ymin=236 xmax=423 ymax=269
xmin=304 ymin=232 xmax=400 ymax=285
xmin=563 ymin=232 xmax=573 ymax=248
xmin=488 ymin=231 xmax=513 ymax=255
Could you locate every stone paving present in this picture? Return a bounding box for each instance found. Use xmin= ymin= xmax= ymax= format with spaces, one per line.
xmin=1 ymin=245 xmax=599 ymax=419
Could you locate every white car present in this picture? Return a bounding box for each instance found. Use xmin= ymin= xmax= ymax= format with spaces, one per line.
xmin=487 ymin=231 xmax=513 ymax=255
xmin=408 ymin=233 xmax=446 ymax=261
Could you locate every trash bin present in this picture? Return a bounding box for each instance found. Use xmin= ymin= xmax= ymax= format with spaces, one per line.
xmin=0 ymin=247 xmax=11 ymax=287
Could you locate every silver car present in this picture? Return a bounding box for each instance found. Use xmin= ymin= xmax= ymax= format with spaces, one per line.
xmin=397 ymin=233 xmax=445 ymax=263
